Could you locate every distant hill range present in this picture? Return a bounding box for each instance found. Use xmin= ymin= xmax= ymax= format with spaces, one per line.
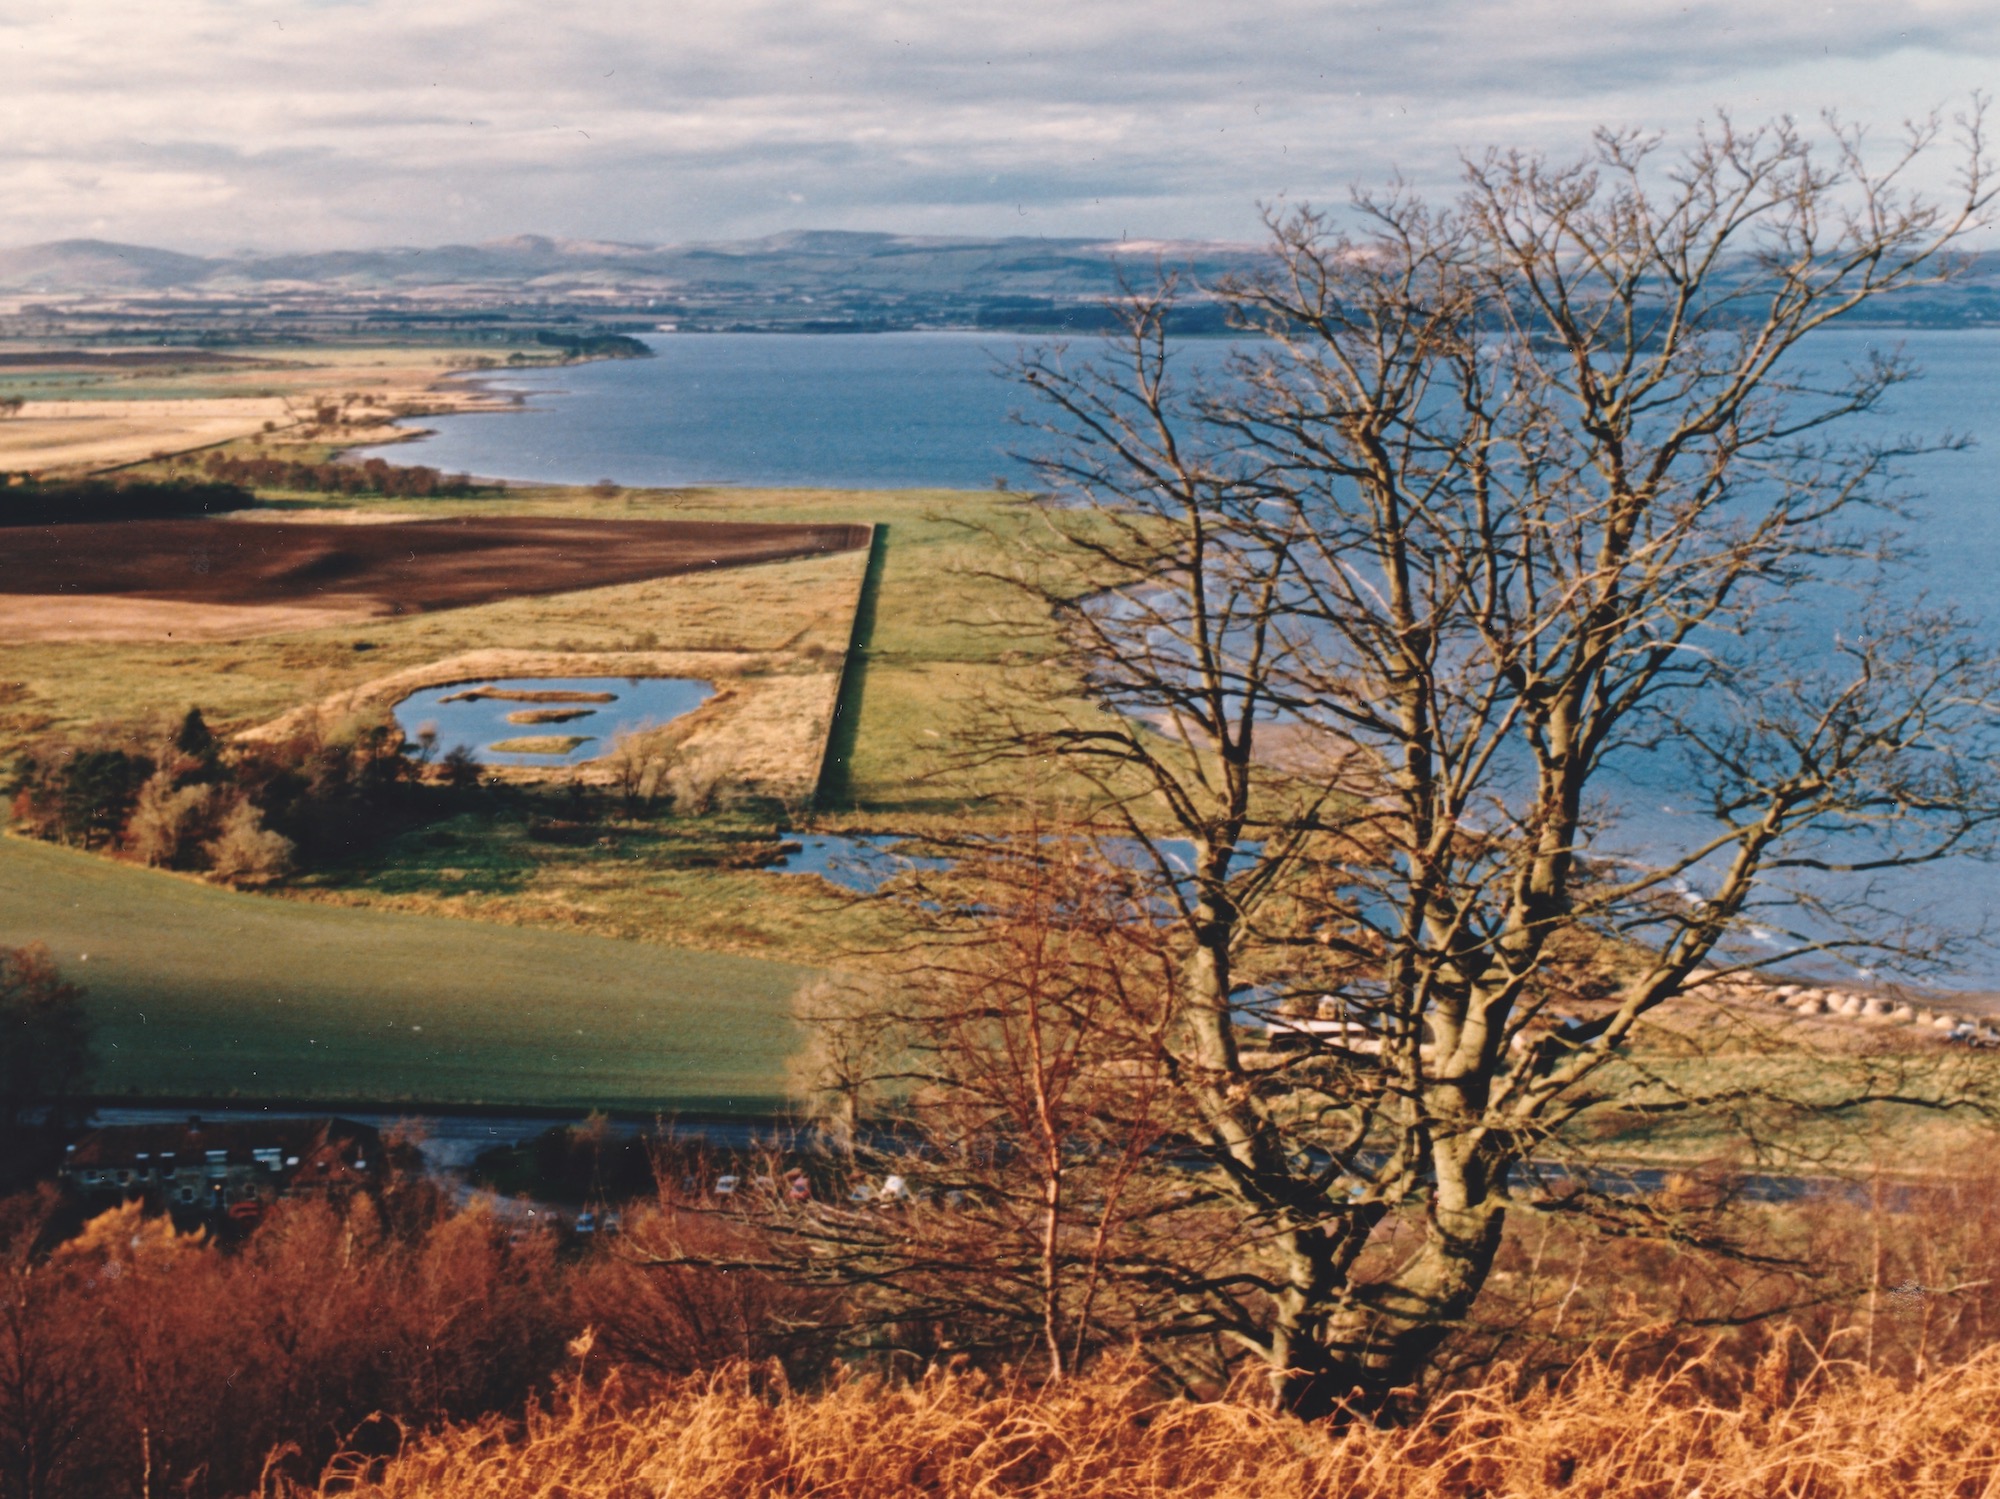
xmin=0 ymin=232 xmax=1273 ymax=335
xmin=2 ymin=231 xmax=1996 ymax=335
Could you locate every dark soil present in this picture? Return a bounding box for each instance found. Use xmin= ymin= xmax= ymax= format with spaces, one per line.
xmin=0 ymin=516 xmax=872 ymax=613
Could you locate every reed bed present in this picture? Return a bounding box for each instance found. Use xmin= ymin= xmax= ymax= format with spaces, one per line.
xmin=282 ymin=1350 xmax=2000 ymax=1499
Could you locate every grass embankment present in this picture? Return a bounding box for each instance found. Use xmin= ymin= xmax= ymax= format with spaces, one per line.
xmin=0 ymin=834 xmax=804 ymax=1110
xmin=467 ymin=484 xmax=1093 ymax=817
xmin=280 ymin=1354 xmax=2000 ymax=1499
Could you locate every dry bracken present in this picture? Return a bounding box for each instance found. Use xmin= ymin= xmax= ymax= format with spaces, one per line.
xmin=283 ymin=1352 xmax=2000 ymax=1499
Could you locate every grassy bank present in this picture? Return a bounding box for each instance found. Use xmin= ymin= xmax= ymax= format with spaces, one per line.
xmin=0 ymin=834 xmax=806 ymax=1110
xmin=444 ymin=483 xmax=1086 ymax=815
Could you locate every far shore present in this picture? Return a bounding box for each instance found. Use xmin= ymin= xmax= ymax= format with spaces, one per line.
xmin=0 ymin=341 xmax=569 ymax=477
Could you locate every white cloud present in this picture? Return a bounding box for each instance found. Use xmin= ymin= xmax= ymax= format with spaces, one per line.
xmin=0 ymin=0 xmax=1994 ymax=250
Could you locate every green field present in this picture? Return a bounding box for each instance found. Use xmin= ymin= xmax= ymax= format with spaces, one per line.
xmin=0 ymin=478 xmax=1104 ymax=1107
xmin=0 ymin=834 xmax=808 ymax=1111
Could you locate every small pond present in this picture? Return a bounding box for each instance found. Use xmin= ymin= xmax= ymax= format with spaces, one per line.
xmin=392 ymin=677 xmax=714 ymax=767
xmin=768 ymin=833 xmax=1252 ymax=895
xmin=770 ymin=835 xmax=956 ymax=893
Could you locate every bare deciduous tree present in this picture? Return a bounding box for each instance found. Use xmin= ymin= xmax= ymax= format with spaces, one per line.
xmin=788 ymin=975 xmax=902 ymax=1157
xmin=780 ymin=839 xmax=1196 ymax=1379
xmin=952 ymin=108 xmax=2000 ymax=1414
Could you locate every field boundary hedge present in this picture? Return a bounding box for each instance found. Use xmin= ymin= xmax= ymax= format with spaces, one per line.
xmin=0 ymin=478 xmax=254 ymax=526
xmin=813 ymin=522 xmax=886 ymax=811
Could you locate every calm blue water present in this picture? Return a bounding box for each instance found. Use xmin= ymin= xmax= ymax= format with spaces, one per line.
xmin=357 ymin=332 xmax=1079 ymax=490
xmin=375 ymin=329 xmax=2000 ymax=979
xmin=770 ymin=834 xmax=1237 ymax=895
xmin=393 ymin=677 xmax=713 ymax=767
xmin=772 ymin=835 xmax=954 ymax=892
xmin=1599 ymin=331 xmax=2000 ymax=980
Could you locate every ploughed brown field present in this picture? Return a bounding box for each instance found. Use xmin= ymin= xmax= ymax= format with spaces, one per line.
xmin=0 ymin=516 xmax=873 ymax=641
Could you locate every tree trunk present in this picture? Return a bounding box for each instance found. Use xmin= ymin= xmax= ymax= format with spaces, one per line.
xmin=1293 ymin=1199 xmax=1507 ymax=1419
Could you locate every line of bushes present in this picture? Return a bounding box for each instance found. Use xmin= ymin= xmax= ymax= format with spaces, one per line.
xmin=4 ymin=707 xmax=475 ymax=883
xmin=0 ymin=477 xmax=255 ymax=527
xmin=200 ymin=452 xmax=482 ymax=498
xmin=0 ymin=1136 xmax=836 ymax=1499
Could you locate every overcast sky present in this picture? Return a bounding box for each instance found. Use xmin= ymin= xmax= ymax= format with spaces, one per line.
xmin=3 ymin=0 xmax=1996 ymax=253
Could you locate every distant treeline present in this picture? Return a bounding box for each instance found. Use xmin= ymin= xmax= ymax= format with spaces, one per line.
xmin=0 ymin=477 xmax=255 ymax=527
xmin=534 ymin=329 xmax=652 ymax=358
xmin=202 ymin=452 xmax=482 ymax=498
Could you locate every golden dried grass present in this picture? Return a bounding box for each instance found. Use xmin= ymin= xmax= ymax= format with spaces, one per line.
xmin=0 ymin=592 xmax=379 ymax=643
xmin=0 ymin=411 xmax=286 ymax=471
xmin=283 ymin=1350 xmax=2000 ymax=1499
xmin=0 ymin=342 xmax=521 ymax=475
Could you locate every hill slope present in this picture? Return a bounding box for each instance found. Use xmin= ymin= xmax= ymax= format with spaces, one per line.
xmin=0 ymin=834 xmax=806 ymax=1110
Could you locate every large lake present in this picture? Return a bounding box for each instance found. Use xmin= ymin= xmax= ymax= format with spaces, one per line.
xmin=359 ymin=332 xmax=1053 ymax=491
xmin=369 ymin=330 xmax=2000 ymax=982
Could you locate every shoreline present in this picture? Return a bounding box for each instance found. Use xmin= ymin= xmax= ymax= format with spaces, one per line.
xmin=0 ymin=342 xmax=610 ymax=479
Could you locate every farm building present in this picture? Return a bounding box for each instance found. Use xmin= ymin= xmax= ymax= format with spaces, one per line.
xmin=60 ymin=1116 xmax=382 ymax=1226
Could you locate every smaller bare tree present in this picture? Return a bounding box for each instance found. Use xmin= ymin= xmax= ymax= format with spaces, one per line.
xmin=788 ymin=976 xmax=903 ymax=1158
xmin=667 ymin=749 xmax=739 ymax=816
xmin=773 ymin=833 xmax=1194 ymax=1380
xmin=601 ymin=725 xmax=679 ymax=816
xmin=0 ymin=946 xmax=93 ymax=1190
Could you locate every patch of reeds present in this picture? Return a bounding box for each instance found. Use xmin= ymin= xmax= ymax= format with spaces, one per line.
xmin=279 ymin=1348 xmax=2000 ymax=1499
xmin=486 ymin=734 xmax=594 ymax=756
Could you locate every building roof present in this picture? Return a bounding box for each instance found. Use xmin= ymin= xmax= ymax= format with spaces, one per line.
xmin=65 ymin=1116 xmax=380 ymax=1173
